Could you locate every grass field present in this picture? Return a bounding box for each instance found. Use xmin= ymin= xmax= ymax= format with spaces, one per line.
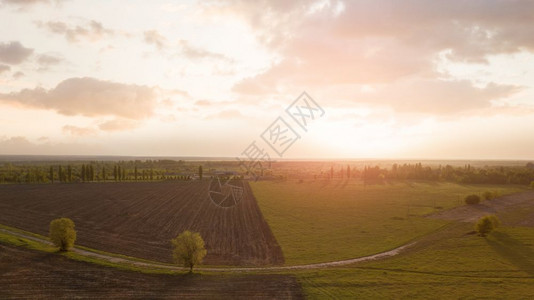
xmin=296 ymin=223 xmax=534 ymax=298
xmin=251 ymin=179 xmax=525 ymax=265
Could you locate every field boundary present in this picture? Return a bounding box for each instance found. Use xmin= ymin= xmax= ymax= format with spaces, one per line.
xmin=0 ymin=226 xmax=415 ymax=272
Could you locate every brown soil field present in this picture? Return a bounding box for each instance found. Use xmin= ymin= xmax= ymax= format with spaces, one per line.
xmin=0 ymin=243 xmax=303 ymax=299
xmin=0 ymin=180 xmax=284 ymax=266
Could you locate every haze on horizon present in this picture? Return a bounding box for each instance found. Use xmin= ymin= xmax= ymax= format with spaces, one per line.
xmin=1 ymin=0 xmax=533 ymax=160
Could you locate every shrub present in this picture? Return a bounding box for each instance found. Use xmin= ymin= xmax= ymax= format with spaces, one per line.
xmin=465 ymin=194 xmax=481 ymax=205
xmin=172 ymin=230 xmax=207 ymax=273
xmin=482 ymin=191 xmax=493 ymax=200
xmin=475 ymin=215 xmax=501 ymax=237
xmin=49 ymin=218 xmax=76 ymax=251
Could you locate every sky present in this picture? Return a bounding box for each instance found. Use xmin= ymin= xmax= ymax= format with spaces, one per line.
xmin=0 ymin=0 xmax=533 ymax=160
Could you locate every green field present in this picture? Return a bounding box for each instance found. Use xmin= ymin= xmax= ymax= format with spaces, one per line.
xmin=296 ymin=223 xmax=534 ymax=298
xmin=250 ymin=179 xmax=525 ymax=265
xmin=252 ymin=179 xmax=534 ymax=298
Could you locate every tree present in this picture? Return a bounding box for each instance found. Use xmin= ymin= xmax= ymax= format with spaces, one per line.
xmin=58 ymin=166 xmax=63 ymax=183
xmin=171 ymin=230 xmax=207 ymax=273
xmin=199 ymin=165 xmax=203 ymax=180
xmin=134 ymin=166 xmax=138 ymax=181
xmin=475 ymin=215 xmax=501 ymax=237
xmin=465 ymin=194 xmax=481 ymax=205
xmin=49 ymin=166 xmax=54 ymax=183
xmin=67 ymin=165 xmax=72 ymax=182
xmin=81 ymin=164 xmax=86 ymax=181
xmin=49 ymin=218 xmax=77 ymax=251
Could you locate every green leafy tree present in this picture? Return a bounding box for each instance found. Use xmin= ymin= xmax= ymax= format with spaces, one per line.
xmin=199 ymin=165 xmax=203 ymax=180
xmin=58 ymin=166 xmax=64 ymax=183
xmin=67 ymin=165 xmax=72 ymax=182
xmin=171 ymin=230 xmax=207 ymax=273
xmin=49 ymin=166 xmax=54 ymax=183
xmin=49 ymin=218 xmax=77 ymax=251
xmin=134 ymin=166 xmax=138 ymax=181
xmin=81 ymin=165 xmax=86 ymax=181
xmin=475 ymin=215 xmax=501 ymax=237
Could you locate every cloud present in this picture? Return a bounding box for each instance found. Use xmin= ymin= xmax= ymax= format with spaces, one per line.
xmin=358 ymin=80 xmax=522 ymax=114
xmin=195 ymin=99 xmax=212 ymax=106
xmin=0 ymin=41 xmax=34 ymax=64
xmin=144 ymin=30 xmax=167 ymax=50
xmin=63 ymin=119 xmax=141 ymax=136
xmin=0 ymin=136 xmax=100 ymax=155
xmin=36 ymin=20 xmax=114 ymax=43
xmin=12 ymin=71 xmax=24 ymax=78
xmin=37 ymin=54 xmax=62 ymax=66
xmin=0 ymin=0 xmax=61 ymax=9
xmin=62 ymin=125 xmax=97 ymax=136
xmin=0 ymin=77 xmax=159 ymax=119
xmin=1 ymin=0 xmax=59 ymax=6
xmin=0 ymin=136 xmax=33 ymax=149
xmin=36 ymin=53 xmax=63 ymax=71
xmin=224 ymin=0 xmax=534 ymax=115
xmin=204 ymin=109 xmax=244 ymax=120
xmin=178 ymin=40 xmax=231 ymax=61
xmin=0 ymin=64 xmax=10 ymax=74
xmin=98 ymin=119 xmax=139 ymax=131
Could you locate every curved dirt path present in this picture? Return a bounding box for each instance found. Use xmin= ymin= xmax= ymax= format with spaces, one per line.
xmin=428 ymin=190 xmax=534 ymax=223
xmin=0 ymin=227 xmax=414 ymax=272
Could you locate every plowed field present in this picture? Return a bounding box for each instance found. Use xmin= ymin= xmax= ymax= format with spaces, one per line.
xmin=0 ymin=180 xmax=284 ymax=266
xmin=0 ymin=244 xmax=303 ymax=299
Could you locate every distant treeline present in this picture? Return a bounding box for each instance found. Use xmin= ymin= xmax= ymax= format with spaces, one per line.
xmin=0 ymin=159 xmax=209 ymax=184
xmin=358 ymin=162 xmax=534 ymax=185
xmin=309 ymin=162 xmax=534 ymax=186
xmin=2 ymin=159 xmax=534 ymax=186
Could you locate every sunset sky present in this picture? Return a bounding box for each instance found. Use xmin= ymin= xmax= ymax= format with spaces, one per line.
xmin=1 ymin=0 xmax=533 ymax=159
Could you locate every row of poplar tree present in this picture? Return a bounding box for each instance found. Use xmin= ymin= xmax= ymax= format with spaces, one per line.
xmin=48 ymin=165 xmax=158 ymax=183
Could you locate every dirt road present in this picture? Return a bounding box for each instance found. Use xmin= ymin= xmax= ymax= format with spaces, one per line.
xmin=428 ymin=190 xmax=534 ymax=224
xmin=0 ymin=227 xmax=414 ymax=272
